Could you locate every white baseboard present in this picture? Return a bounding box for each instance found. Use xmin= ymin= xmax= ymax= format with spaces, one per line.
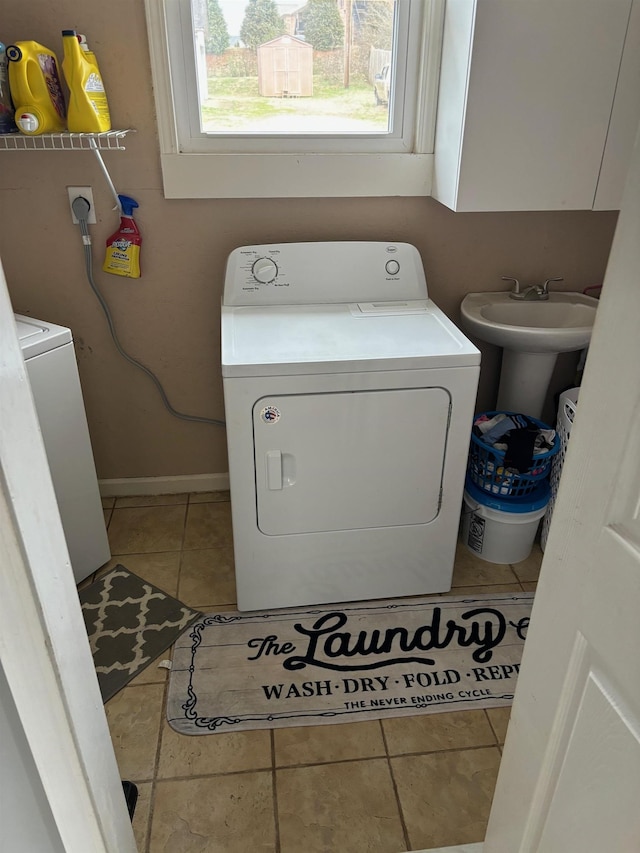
xmin=412 ymin=845 xmax=483 ymax=853
xmin=98 ymin=472 xmax=230 ymax=497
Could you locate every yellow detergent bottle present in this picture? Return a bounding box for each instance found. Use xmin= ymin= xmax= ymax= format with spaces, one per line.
xmin=61 ymin=29 xmax=111 ymax=132
xmin=6 ymin=41 xmax=66 ymax=134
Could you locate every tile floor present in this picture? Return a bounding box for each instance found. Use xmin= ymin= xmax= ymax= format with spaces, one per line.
xmin=91 ymin=491 xmax=542 ymax=853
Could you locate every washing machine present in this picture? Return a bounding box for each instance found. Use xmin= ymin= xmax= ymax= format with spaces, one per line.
xmin=14 ymin=313 xmax=111 ymax=584
xmin=221 ymin=242 xmax=480 ymax=611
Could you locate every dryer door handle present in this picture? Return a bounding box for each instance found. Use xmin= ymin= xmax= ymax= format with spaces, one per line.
xmin=265 ymin=450 xmax=283 ymax=490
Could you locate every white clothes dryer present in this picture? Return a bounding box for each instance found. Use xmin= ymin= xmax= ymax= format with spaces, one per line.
xmin=221 ymin=242 xmax=480 ymax=611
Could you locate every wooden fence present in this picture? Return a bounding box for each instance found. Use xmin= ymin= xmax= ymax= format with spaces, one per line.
xmin=368 ymin=48 xmax=392 ymax=82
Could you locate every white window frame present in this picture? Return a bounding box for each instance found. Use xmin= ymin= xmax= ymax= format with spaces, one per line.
xmin=144 ymin=0 xmax=444 ymax=198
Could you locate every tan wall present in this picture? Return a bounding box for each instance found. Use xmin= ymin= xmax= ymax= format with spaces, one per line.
xmin=0 ymin=0 xmax=618 ymax=480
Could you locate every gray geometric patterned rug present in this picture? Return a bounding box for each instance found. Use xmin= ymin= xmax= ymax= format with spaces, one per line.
xmin=80 ymin=565 xmax=201 ymax=702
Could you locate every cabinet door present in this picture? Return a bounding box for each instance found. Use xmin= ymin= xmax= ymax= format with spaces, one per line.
xmin=253 ymin=388 xmax=450 ymax=536
xmin=434 ymin=0 xmax=633 ymax=212
xmin=594 ymin=0 xmax=640 ymax=210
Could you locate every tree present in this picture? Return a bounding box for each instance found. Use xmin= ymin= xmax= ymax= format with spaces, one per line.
xmin=303 ymin=0 xmax=345 ymax=51
xmin=240 ymin=0 xmax=286 ymax=51
xmin=359 ymin=0 xmax=394 ymax=50
xmin=206 ymin=0 xmax=230 ymax=55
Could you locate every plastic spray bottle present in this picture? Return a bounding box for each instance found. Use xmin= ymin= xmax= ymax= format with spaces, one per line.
xmin=103 ymin=195 xmax=142 ymax=279
xmin=61 ymin=29 xmax=111 ymax=132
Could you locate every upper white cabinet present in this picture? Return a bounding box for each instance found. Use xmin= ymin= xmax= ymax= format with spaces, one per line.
xmin=432 ymin=0 xmax=640 ymax=212
xmin=593 ymin=0 xmax=640 ymax=209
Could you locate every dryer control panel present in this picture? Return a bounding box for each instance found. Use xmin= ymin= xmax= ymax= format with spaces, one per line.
xmin=223 ymin=242 xmax=428 ymax=306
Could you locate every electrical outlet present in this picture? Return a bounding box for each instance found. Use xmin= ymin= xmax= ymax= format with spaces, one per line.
xmin=67 ymin=186 xmax=97 ymax=224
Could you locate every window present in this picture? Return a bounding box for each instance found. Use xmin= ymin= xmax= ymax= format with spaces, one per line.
xmin=144 ymin=0 xmax=443 ymax=198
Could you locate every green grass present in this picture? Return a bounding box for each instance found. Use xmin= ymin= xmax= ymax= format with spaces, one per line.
xmin=202 ymin=75 xmax=388 ymax=131
xmin=208 ymin=76 xmax=259 ymax=97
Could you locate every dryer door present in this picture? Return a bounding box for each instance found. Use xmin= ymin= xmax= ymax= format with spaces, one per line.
xmin=253 ymin=387 xmax=451 ymax=536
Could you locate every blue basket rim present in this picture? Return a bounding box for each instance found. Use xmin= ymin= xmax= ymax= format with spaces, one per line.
xmin=464 ymin=476 xmax=551 ymax=513
xmin=471 ymin=411 xmax=559 ymax=460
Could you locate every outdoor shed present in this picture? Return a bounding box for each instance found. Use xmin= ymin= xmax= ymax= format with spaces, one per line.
xmin=257 ymin=35 xmax=313 ymax=97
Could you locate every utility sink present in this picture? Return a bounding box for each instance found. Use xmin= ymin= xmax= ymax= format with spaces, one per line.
xmin=460 ymin=291 xmax=599 ymax=353
xmin=460 ymin=290 xmax=599 ymax=418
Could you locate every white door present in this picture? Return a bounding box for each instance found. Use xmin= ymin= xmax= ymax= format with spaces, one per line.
xmin=254 ymin=388 xmax=450 ymax=535
xmin=0 ymin=260 xmax=136 ymax=852
xmin=483 ymin=131 xmax=640 ymax=848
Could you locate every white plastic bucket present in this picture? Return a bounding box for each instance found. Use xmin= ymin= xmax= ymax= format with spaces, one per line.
xmin=462 ymin=484 xmax=549 ymax=564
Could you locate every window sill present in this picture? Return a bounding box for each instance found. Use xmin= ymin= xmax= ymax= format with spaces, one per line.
xmin=159 ymin=151 xmax=434 ymax=199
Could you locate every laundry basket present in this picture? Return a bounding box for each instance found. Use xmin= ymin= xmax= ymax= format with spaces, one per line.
xmin=468 ymin=411 xmax=560 ymax=499
xmin=540 ymin=388 xmax=579 ymax=550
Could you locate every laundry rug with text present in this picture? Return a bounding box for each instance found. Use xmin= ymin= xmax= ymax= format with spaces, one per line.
xmin=166 ymin=592 xmax=533 ymax=734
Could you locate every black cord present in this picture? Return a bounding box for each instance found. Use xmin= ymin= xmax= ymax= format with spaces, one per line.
xmin=73 ymin=200 xmax=225 ymax=427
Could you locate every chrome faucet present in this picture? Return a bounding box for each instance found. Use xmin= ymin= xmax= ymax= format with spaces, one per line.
xmin=502 ymin=276 xmax=564 ymax=301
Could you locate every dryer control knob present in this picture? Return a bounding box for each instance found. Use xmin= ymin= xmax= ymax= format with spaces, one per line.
xmin=252 ymin=257 xmax=278 ymax=283
xmin=385 ymin=259 xmax=400 ymax=276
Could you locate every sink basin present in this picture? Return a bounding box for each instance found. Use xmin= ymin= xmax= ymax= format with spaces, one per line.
xmin=460 ymin=291 xmax=599 ymax=353
xmin=459 ymin=290 xmax=599 ymax=418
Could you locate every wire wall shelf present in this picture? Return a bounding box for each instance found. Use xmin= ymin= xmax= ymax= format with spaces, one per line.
xmin=0 ymin=129 xmax=133 ymax=151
